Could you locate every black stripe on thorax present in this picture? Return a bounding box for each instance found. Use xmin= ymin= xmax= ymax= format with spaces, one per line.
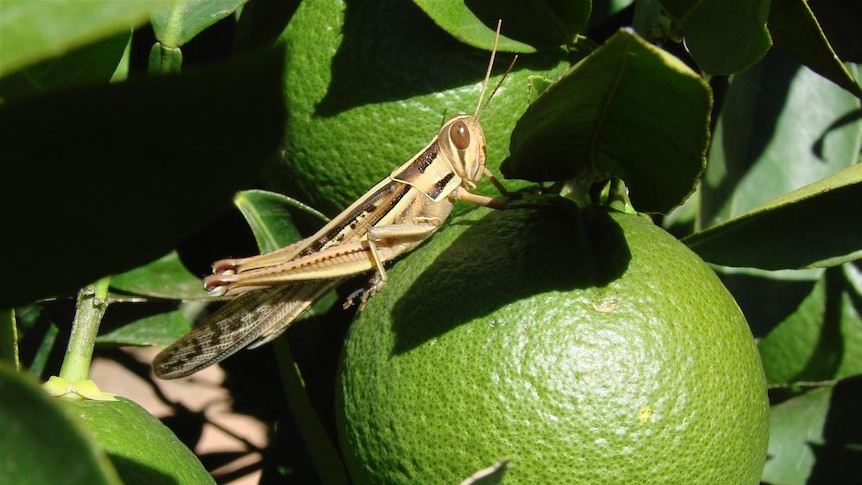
xmin=416 ymin=143 xmax=438 ymax=173
xmin=393 ymin=143 xmax=438 ymax=181
xmin=430 ymin=172 xmax=456 ymax=200
xmin=302 ymin=180 xmax=411 ymax=255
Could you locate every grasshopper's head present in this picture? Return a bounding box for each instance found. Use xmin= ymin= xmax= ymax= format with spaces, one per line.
xmin=439 ymin=114 xmax=487 ymax=190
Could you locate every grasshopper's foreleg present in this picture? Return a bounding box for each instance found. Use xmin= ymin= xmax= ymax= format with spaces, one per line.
xmin=455 ymin=182 xmax=554 ymax=211
xmin=483 ymin=167 xmax=510 ymax=197
xmin=454 ymin=189 xmax=510 ymax=210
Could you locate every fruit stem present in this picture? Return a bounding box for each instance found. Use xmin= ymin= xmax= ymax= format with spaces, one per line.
xmin=632 ymin=0 xmax=662 ymax=40
xmin=58 ymin=277 xmax=111 ymax=383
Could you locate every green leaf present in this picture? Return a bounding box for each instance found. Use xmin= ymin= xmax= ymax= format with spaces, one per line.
xmin=701 ymin=49 xmax=861 ymax=228
xmin=111 ymin=252 xmax=208 ymax=300
xmin=412 ymin=0 xmax=590 ymax=52
xmin=0 ymin=310 xmax=18 ymax=370
xmin=97 ymin=307 xmax=192 ymax=347
xmin=151 ymin=0 xmax=249 ymax=47
xmin=0 ymin=32 xmax=130 ymax=103
xmin=0 ymin=0 xmax=166 ymax=78
xmin=769 ymin=0 xmax=862 ymax=98
xmin=13 ymin=305 xmax=61 ymax=378
xmin=0 ymin=365 xmax=122 ymax=485
xmin=764 ymin=377 xmax=862 ymax=484
xmin=0 ymin=47 xmax=287 ymax=308
xmin=234 ymin=189 xmax=329 ymax=254
xmin=685 ymin=164 xmax=862 ymax=269
xmin=661 ymin=0 xmax=771 ymax=74
xmin=526 ymin=75 xmax=555 ymax=103
xmin=805 ymin=0 xmax=862 ymax=64
xmin=502 ymin=29 xmax=711 ymax=214
xmin=757 ymin=266 xmax=862 ymax=385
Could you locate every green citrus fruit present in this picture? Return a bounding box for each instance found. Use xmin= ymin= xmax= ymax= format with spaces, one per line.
xmin=61 ymin=396 xmax=213 ymax=484
xmin=336 ymin=205 xmax=769 ymax=484
xmin=271 ymin=0 xmax=569 ymax=215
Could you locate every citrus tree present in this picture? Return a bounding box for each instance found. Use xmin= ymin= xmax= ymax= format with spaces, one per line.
xmin=1 ymin=0 xmax=860 ymax=484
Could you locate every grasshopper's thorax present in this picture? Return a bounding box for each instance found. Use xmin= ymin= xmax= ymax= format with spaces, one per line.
xmin=439 ymin=114 xmax=487 ymax=191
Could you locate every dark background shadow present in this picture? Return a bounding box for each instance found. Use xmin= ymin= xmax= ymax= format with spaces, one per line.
xmin=808 ymin=375 xmax=862 ymax=483
xmin=702 ymin=49 xmax=799 ymax=225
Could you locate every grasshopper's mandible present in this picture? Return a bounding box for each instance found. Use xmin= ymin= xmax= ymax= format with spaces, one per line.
xmin=153 ymin=24 xmax=516 ymax=379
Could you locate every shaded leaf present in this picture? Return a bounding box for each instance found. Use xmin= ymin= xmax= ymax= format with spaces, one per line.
xmin=413 ymin=0 xmax=590 ymax=52
xmin=0 ymin=0 xmax=165 ymax=78
xmin=685 ymin=164 xmax=862 ymax=270
xmin=757 ymin=266 xmax=862 ymax=385
xmin=526 ymin=74 xmax=555 ymax=103
xmin=502 ymin=29 xmax=710 ymax=214
xmin=0 ymin=32 xmax=130 ymax=103
xmin=769 ymin=0 xmax=862 ymax=99
xmin=701 ymin=49 xmax=861 ymax=228
xmin=764 ymin=377 xmax=862 ymax=484
xmin=807 ymin=0 xmax=862 ymax=63
xmin=714 ymin=268 xmax=822 ymax=341
xmin=0 ymin=47 xmax=287 ymax=308
xmin=661 ymin=0 xmax=771 ymax=74
xmin=13 ymin=305 xmax=62 ymax=379
xmin=97 ymin=307 xmax=191 ymax=347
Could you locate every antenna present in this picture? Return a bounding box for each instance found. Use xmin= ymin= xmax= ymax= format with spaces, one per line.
xmin=474 ymin=21 xmax=519 ymax=121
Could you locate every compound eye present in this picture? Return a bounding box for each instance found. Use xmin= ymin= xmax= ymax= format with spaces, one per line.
xmin=450 ymin=121 xmax=470 ymax=150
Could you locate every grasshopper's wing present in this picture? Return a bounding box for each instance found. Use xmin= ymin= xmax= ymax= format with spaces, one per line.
xmin=152 ymin=280 xmax=338 ymax=379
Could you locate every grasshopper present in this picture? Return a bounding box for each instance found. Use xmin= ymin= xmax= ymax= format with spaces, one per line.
xmin=153 ymin=25 xmax=516 ymax=379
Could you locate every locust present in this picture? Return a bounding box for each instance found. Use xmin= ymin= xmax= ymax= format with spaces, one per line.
xmin=153 ymin=24 xmax=517 ymax=379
